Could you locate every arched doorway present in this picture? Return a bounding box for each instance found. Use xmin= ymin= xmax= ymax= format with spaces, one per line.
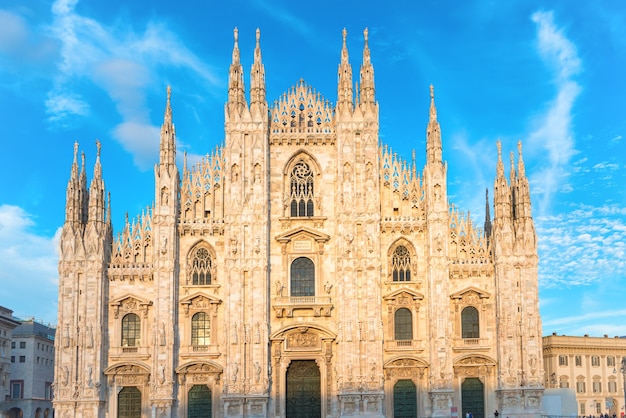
xmin=118 ymin=386 xmax=141 ymax=418
xmin=188 ymin=384 xmax=212 ymax=418
xmin=462 ymin=378 xmax=484 ymax=418
xmin=7 ymin=408 xmax=22 ymax=418
xmin=286 ymin=360 xmax=321 ymax=418
xmin=393 ymin=379 xmax=417 ymax=418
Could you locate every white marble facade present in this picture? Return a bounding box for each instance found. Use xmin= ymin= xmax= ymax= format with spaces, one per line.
xmin=54 ymin=28 xmax=544 ymax=418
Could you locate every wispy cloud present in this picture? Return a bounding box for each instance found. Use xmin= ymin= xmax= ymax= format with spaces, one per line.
xmin=0 ymin=205 xmax=59 ymax=324
xmin=529 ymin=11 xmax=582 ymax=216
xmin=46 ymin=0 xmax=220 ymax=168
xmin=537 ymin=204 xmax=626 ymax=289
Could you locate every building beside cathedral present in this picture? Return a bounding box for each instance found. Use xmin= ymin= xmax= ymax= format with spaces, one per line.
xmin=54 ymin=28 xmax=544 ymax=418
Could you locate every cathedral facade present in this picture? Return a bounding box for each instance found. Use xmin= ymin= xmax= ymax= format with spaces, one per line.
xmin=54 ymin=28 xmax=544 ymax=418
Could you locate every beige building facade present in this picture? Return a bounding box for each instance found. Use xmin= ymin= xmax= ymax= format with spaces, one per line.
xmin=54 ymin=28 xmax=544 ymax=418
xmin=543 ymin=334 xmax=626 ymax=417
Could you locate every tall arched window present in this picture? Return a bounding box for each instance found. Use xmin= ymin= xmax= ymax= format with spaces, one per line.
xmin=191 ymin=312 xmax=210 ymax=346
xmin=461 ymin=306 xmax=479 ymax=338
xmin=394 ymin=308 xmax=413 ymax=340
xmin=290 ymin=257 xmax=315 ymax=296
xmin=121 ymin=313 xmax=140 ymax=347
xmin=190 ymin=247 xmax=212 ymax=285
xmin=289 ymin=161 xmax=314 ymax=217
xmin=118 ymin=386 xmax=141 ymax=418
xmin=392 ymin=245 xmax=411 ymax=282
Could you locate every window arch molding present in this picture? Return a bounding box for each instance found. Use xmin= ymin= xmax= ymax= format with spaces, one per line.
xmin=283 ymin=151 xmax=322 ymax=218
xmin=186 ymin=242 xmax=217 ymax=286
xmin=387 ymin=239 xmax=417 ymax=283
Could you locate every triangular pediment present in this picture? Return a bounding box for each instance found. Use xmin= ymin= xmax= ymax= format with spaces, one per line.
xmin=383 ymin=288 xmax=424 ymax=302
xmin=109 ymin=294 xmax=152 ymax=308
xmin=450 ymin=286 xmax=490 ymax=300
xmin=180 ymin=292 xmax=222 ymax=306
xmin=275 ymin=226 xmax=330 ymax=244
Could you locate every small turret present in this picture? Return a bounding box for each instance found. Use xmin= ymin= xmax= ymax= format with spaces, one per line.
xmin=515 ymin=141 xmax=532 ymax=220
xmin=64 ymin=142 xmax=82 ymax=226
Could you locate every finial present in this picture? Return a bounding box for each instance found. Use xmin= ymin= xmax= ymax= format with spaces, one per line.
xmin=234 ymin=27 xmax=239 ymax=43
xmin=342 ymin=28 xmax=347 ymax=42
xmin=518 ymin=140 xmax=523 ymax=156
xmin=96 ymin=139 xmax=101 ymax=158
xmin=497 ymin=140 xmax=502 ymax=158
xmin=167 ymin=85 xmax=171 ymax=103
xmin=364 ymin=28 xmax=368 ymax=43
xmin=430 ymin=84 xmax=434 ymax=100
xmin=81 ymin=151 xmax=85 ymax=169
xmin=256 ymin=27 xmax=260 ymax=42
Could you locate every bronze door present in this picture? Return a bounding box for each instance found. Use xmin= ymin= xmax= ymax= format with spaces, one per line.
xmin=393 ymin=379 xmax=417 ymax=418
xmin=286 ymin=360 xmax=321 ymax=418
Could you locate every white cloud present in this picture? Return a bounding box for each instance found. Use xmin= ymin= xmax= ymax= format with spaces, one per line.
xmin=46 ymin=0 xmax=220 ymax=169
xmin=0 ymin=205 xmax=59 ymax=324
xmin=537 ymin=204 xmax=626 ymax=289
xmin=529 ymin=11 xmax=582 ymax=216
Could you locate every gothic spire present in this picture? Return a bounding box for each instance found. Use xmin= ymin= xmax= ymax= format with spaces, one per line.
xmin=426 ymin=85 xmax=442 ymax=164
xmin=227 ymin=27 xmax=247 ymax=118
xmin=337 ymin=28 xmax=353 ymax=113
xmin=515 ymin=140 xmax=533 ymax=219
xmin=359 ymin=27 xmax=375 ymax=106
xmin=64 ymin=142 xmax=81 ymax=225
xmin=159 ymin=86 xmax=176 ymax=171
xmin=493 ymin=140 xmax=512 ymax=224
xmin=88 ymin=140 xmax=105 ymax=224
xmin=79 ymin=150 xmax=88 ymax=224
xmin=250 ymin=28 xmax=267 ymax=117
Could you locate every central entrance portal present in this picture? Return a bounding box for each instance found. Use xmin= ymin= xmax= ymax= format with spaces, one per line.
xmin=461 ymin=377 xmax=485 ymax=418
xmin=286 ymin=360 xmax=321 ymax=418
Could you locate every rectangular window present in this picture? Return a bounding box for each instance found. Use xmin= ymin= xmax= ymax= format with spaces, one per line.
xmin=45 ymin=382 xmax=53 ymax=399
xmin=593 ymin=381 xmax=601 ymax=393
xmin=19 ymin=341 xmax=25 ymax=349
xmin=10 ymin=356 xmax=14 ymax=363
xmin=10 ymin=381 xmax=23 ymax=399
xmin=11 ymin=341 xmax=15 ymax=349
xmin=609 ymin=381 xmax=617 ymax=393
xmin=575 ymin=355 xmax=582 ymax=366
xmin=559 ymin=381 xmax=569 ymax=388
xmin=559 ymin=355 xmax=568 ymax=366
xmin=19 ymin=356 xmax=25 ymax=363
xmin=580 ymin=402 xmax=586 ymax=415
xmin=576 ymin=381 xmax=586 ymax=393
xmin=591 ymin=356 xmax=600 ymax=366
xmin=608 ymin=356 xmax=615 ymax=367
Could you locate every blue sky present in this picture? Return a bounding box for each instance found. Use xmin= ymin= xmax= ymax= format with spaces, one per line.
xmin=0 ymin=0 xmax=624 ymax=336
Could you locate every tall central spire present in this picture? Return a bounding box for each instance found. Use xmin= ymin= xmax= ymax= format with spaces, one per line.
xmin=337 ymin=28 xmax=353 ymax=113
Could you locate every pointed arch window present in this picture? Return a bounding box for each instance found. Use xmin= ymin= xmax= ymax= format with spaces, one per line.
xmin=191 ymin=312 xmax=210 ymax=346
xmin=461 ymin=306 xmax=479 ymax=338
xmin=392 ymin=245 xmax=411 ymax=282
xmin=289 ymin=161 xmax=314 ymax=217
xmin=121 ymin=313 xmax=140 ymax=347
xmin=394 ymin=308 xmax=413 ymax=340
xmin=290 ymin=257 xmax=315 ymax=296
xmin=190 ymin=247 xmax=212 ymax=285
